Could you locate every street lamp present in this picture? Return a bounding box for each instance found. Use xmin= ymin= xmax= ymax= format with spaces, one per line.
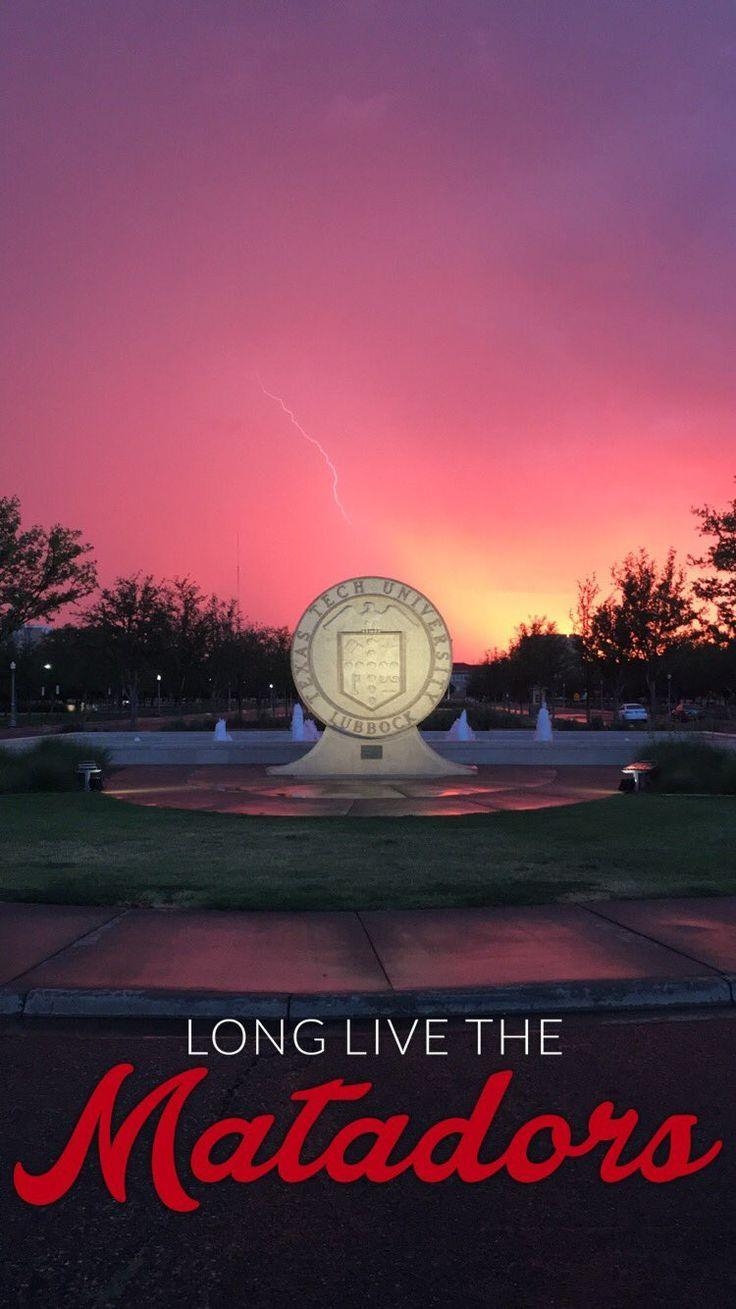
xmin=269 ymin=682 xmax=275 ymax=716
xmin=156 ymin=673 xmax=162 ymax=716
xmin=42 ymin=662 xmax=51 ymax=699
xmin=9 ymin=661 xmax=17 ymax=728
xmin=667 ymin=673 xmax=672 ymax=716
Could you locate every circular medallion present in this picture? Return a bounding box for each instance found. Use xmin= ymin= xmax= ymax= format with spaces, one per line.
xmin=291 ymin=576 xmax=453 ymax=738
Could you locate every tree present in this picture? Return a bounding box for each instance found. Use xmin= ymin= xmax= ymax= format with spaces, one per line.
xmin=222 ymin=622 xmax=291 ymax=714
xmin=201 ymin=596 xmax=245 ymax=707
xmin=0 ymin=495 xmax=97 ymax=644
xmin=83 ymin=575 xmax=174 ymax=726
xmin=664 ymin=638 xmax=736 ymax=707
xmin=590 ymin=549 xmax=698 ymax=716
xmin=587 ymin=595 xmax=631 ymax=711
xmin=166 ymin=577 xmax=211 ymax=702
xmin=261 ymin=625 xmax=292 ymax=704
xmin=202 ymin=602 xmax=292 ymax=716
xmin=38 ymin=624 xmax=111 ymax=706
xmin=571 ymin=576 xmax=603 ymax=723
xmin=691 ymin=481 xmax=736 ymax=641
xmin=506 ymin=617 xmax=580 ymax=711
xmin=466 ymin=650 xmax=510 ymax=703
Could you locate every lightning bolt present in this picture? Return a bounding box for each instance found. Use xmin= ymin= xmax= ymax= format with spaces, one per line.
xmin=258 ymin=379 xmax=351 ymax=524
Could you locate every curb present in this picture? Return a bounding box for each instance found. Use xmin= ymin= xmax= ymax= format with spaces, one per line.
xmin=4 ymin=974 xmax=732 ymax=1020
xmin=21 ymin=988 xmax=290 ymax=1019
xmin=287 ymin=977 xmax=732 ymax=1017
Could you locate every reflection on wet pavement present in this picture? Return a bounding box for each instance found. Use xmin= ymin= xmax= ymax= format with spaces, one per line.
xmin=108 ymin=764 xmax=621 ymax=817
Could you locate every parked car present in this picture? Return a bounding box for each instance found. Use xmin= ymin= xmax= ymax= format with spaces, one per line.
xmin=671 ymin=701 xmax=703 ymax=723
xmin=616 ymin=702 xmax=649 ymax=726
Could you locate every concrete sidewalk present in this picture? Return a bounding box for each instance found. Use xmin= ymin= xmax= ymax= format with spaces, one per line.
xmin=2 ymin=897 xmax=735 ymax=1018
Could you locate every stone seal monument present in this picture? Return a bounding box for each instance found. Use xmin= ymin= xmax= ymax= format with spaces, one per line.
xmin=269 ymin=576 xmax=474 ymax=777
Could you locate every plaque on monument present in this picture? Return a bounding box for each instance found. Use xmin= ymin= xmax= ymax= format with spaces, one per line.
xmin=269 ymin=576 xmax=474 ymax=777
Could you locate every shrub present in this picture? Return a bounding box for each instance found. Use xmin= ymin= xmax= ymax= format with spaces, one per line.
xmin=421 ymin=706 xmax=531 ymax=731
xmin=643 ymin=739 xmax=736 ymax=795
xmin=551 ymin=717 xmax=606 ymax=732
xmin=59 ymin=715 xmax=88 ymax=733
xmin=163 ymin=716 xmax=217 ymax=731
xmin=0 ymin=738 xmax=112 ymax=793
xmin=162 ymin=714 xmax=289 ymax=731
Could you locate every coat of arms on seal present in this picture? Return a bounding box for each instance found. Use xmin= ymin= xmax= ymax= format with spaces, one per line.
xmin=337 ymin=630 xmax=405 ymax=711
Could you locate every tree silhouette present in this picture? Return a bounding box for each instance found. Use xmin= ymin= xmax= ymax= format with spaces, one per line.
xmin=691 ymin=481 xmax=736 ymax=641
xmin=84 ymin=575 xmax=174 ymax=727
xmin=507 ymin=617 xmax=580 ymax=710
xmin=590 ymin=549 xmax=698 ymax=716
xmin=0 ymin=495 xmax=96 ymax=644
xmin=571 ymin=576 xmax=602 ymax=723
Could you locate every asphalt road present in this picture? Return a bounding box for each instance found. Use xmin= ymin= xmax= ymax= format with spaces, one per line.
xmin=1 ymin=1011 xmax=734 ymax=1308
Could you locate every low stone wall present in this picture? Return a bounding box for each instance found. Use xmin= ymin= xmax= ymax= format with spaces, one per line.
xmin=3 ymin=729 xmax=721 ymax=767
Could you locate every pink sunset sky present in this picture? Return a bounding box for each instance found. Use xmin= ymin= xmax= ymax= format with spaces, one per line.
xmin=1 ymin=0 xmax=734 ymax=660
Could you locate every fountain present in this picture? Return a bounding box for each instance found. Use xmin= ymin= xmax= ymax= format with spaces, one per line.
xmin=534 ymin=698 xmax=553 ymax=743
xmin=447 ymin=709 xmax=476 ymax=741
xmin=291 ymin=704 xmax=321 ymax=742
xmin=214 ymin=717 xmax=233 ymax=742
xmin=291 ymin=704 xmax=307 ymax=741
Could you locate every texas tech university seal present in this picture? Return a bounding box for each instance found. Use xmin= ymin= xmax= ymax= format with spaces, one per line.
xmin=270 ymin=575 xmax=473 ymax=777
xmin=291 ymin=576 xmax=453 ymax=738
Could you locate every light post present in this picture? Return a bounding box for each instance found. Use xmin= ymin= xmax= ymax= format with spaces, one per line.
xmin=156 ymin=673 xmax=162 ymax=716
xmin=269 ymin=682 xmax=275 ymax=717
xmin=42 ymin=662 xmax=51 ymax=699
xmin=667 ymin=673 xmax=672 ymax=716
xmin=9 ymin=661 xmax=17 ymax=728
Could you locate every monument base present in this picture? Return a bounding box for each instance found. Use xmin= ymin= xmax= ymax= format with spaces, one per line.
xmin=268 ymin=726 xmax=476 ymax=778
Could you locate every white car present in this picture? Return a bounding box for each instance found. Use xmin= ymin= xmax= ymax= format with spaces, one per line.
xmin=617 ymin=703 xmax=649 ymax=725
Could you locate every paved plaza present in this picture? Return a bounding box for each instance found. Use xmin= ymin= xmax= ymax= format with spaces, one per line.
xmin=107 ymin=763 xmax=622 ymax=816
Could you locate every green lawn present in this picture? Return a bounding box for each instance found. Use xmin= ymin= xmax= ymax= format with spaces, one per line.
xmin=0 ymin=792 xmax=734 ymax=910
